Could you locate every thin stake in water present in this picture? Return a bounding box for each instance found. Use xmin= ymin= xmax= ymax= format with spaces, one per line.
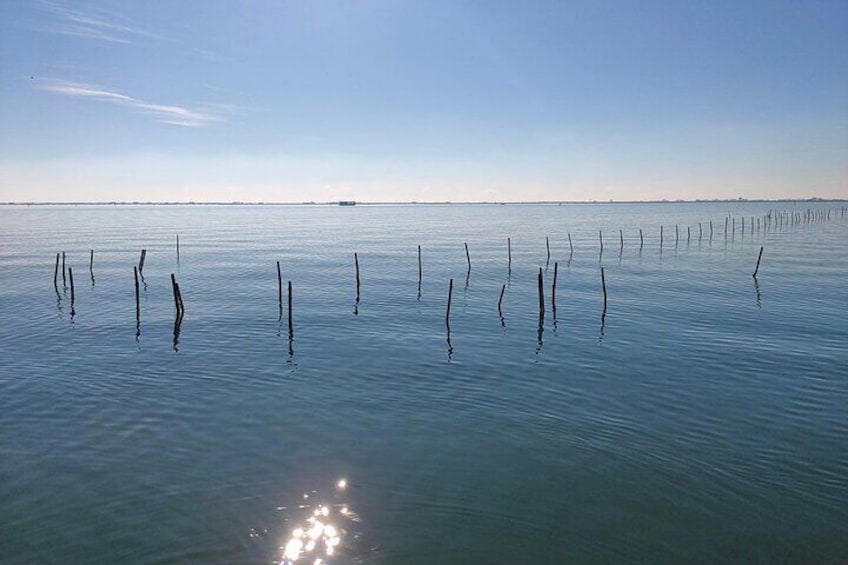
xmin=537 ymin=267 xmax=544 ymax=317
xmin=752 ymin=246 xmax=764 ymax=278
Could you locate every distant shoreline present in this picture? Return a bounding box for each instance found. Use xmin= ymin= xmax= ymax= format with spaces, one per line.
xmin=2 ymin=198 xmax=845 ymax=206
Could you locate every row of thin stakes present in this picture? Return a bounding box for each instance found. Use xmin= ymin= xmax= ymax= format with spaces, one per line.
xmin=51 ymin=206 xmax=843 ymax=333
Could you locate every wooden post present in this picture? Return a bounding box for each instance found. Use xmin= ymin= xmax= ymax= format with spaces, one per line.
xmin=277 ymin=261 xmax=283 ymax=311
xmin=619 ymin=229 xmax=623 ymax=252
xmin=660 ymin=226 xmax=664 ymax=249
xmin=69 ymin=267 xmax=75 ymax=305
xmin=53 ymin=253 xmax=60 ymax=289
xmin=418 ymin=245 xmax=423 ymax=288
xmin=568 ymin=232 xmax=573 ymax=254
xmin=89 ymin=249 xmax=94 ymax=273
xmin=600 ymin=267 xmax=607 ymax=311
xmin=675 ymin=224 xmax=679 ymax=246
xmin=464 ymin=242 xmax=471 ymax=273
xmin=552 ymin=261 xmax=558 ymax=309
xmin=354 ymin=252 xmax=361 ymax=300
xmin=752 ymin=246 xmax=764 ymax=278
xmin=537 ymin=267 xmax=544 ymax=316
xmin=598 ymin=230 xmax=603 ymax=254
xmin=687 ymin=226 xmax=691 ymax=244
xmin=498 ymin=283 xmax=506 ymax=316
xmin=546 ymin=236 xmax=551 ymax=263
xmin=699 ymin=222 xmax=703 ymax=241
xmin=170 ymin=274 xmax=181 ymax=316
xmin=639 ymin=229 xmax=643 ymax=250
xmin=134 ymin=266 xmax=140 ymax=320
xmin=710 ymin=220 xmax=713 ymax=240
xmin=139 ymin=249 xmax=147 ymax=273
xmin=287 ymin=281 xmax=293 ymax=336
xmin=62 ymin=251 xmax=66 ymax=288
xmin=446 ymin=278 xmax=453 ymax=328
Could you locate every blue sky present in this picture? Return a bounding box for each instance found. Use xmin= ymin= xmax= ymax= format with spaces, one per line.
xmin=1 ymin=0 xmax=846 ymax=202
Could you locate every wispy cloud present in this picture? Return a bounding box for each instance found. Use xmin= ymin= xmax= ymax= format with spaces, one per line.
xmin=40 ymin=79 xmax=227 ymax=127
xmin=38 ymin=0 xmax=159 ymax=44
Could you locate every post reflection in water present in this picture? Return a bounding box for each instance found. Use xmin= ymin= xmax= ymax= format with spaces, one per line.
xmin=278 ymin=479 xmax=357 ymax=565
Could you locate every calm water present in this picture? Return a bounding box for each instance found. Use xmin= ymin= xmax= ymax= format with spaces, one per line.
xmin=1 ymin=202 xmax=846 ymax=564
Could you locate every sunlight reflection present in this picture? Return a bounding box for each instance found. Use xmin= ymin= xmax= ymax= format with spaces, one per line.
xmin=278 ymin=479 xmax=356 ymax=564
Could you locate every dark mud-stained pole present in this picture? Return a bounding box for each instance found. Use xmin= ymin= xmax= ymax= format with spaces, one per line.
xmin=418 ymin=245 xmax=423 ymax=286
xmin=287 ymin=281 xmax=293 ymax=336
xmin=139 ymin=249 xmax=147 ymax=274
xmin=546 ymin=236 xmax=551 ymax=264
xmin=639 ymin=229 xmax=644 ymax=250
xmin=598 ymin=230 xmax=603 ymax=255
xmin=134 ymin=266 xmax=140 ymax=320
xmin=675 ymin=224 xmax=679 ymax=247
xmin=660 ymin=226 xmax=664 ymax=249
xmin=89 ymin=249 xmax=94 ymax=274
xmin=277 ymin=261 xmax=283 ymax=314
xmin=568 ymin=232 xmax=573 ymax=254
xmin=551 ymin=261 xmax=558 ymax=310
xmin=752 ymin=246 xmax=764 ymax=278
xmin=53 ymin=253 xmax=60 ymax=289
xmin=600 ymin=267 xmax=607 ymax=311
xmin=725 ymin=217 xmax=729 ymax=240
xmin=498 ymin=283 xmax=506 ymax=317
xmin=446 ymin=278 xmax=453 ymax=329
xmin=170 ymin=274 xmax=183 ymax=316
xmin=62 ymin=251 xmax=67 ymax=288
xmin=68 ymin=267 xmax=75 ymax=306
xmin=710 ymin=220 xmax=713 ymax=241
xmin=619 ymin=230 xmax=624 ymax=253
xmin=699 ymin=223 xmax=703 ymax=241
xmin=464 ymin=242 xmax=471 ymax=273
xmin=354 ymin=252 xmax=361 ymax=300
xmin=537 ymin=267 xmax=544 ymax=317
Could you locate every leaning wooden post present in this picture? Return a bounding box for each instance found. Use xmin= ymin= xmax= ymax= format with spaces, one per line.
xmin=598 ymin=230 xmax=603 ymax=254
xmin=134 ymin=266 xmax=140 ymax=320
xmin=568 ymin=232 xmax=574 ymax=254
xmin=507 ymin=237 xmax=512 ymax=271
xmin=53 ymin=253 xmax=60 ymax=289
xmin=546 ymin=236 xmax=551 ymax=263
xmin=170 ymin=274 xmax=181 ymax=315
xmin=752 ymin=246 xmax=764 ymax=278
xmin=600 ymin=267 xmax=607 ymax=311
xmin=619 ymin=229 xmax=624 ymax=253
xmin=139 ymin=249 xmax=147 ymax=274
xmin=537 ymin=267 xmax=544 ymax=317
xmin=639 ymin=229 xmax=644 ymax=250
xmin=497 ymin=283 xmax=506 ymax=316
xmin=445 ymin=278 xmax=453 ymax=329
xmin=464 ymin=242 xmax=471 ymax=273
xmin=62 ymin=251 xmax=67 ymax=288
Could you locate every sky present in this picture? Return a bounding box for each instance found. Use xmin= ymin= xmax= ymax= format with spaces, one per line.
xmin=1 ymin=0 xmax=846 ymax=203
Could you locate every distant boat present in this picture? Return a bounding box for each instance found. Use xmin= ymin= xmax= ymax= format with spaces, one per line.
xmin=338 ymin=201 xmax=356 ymax=206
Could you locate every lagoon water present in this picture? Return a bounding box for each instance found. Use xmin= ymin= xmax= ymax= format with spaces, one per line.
xmin=1 ymin=202 xmax=846 ymax=564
